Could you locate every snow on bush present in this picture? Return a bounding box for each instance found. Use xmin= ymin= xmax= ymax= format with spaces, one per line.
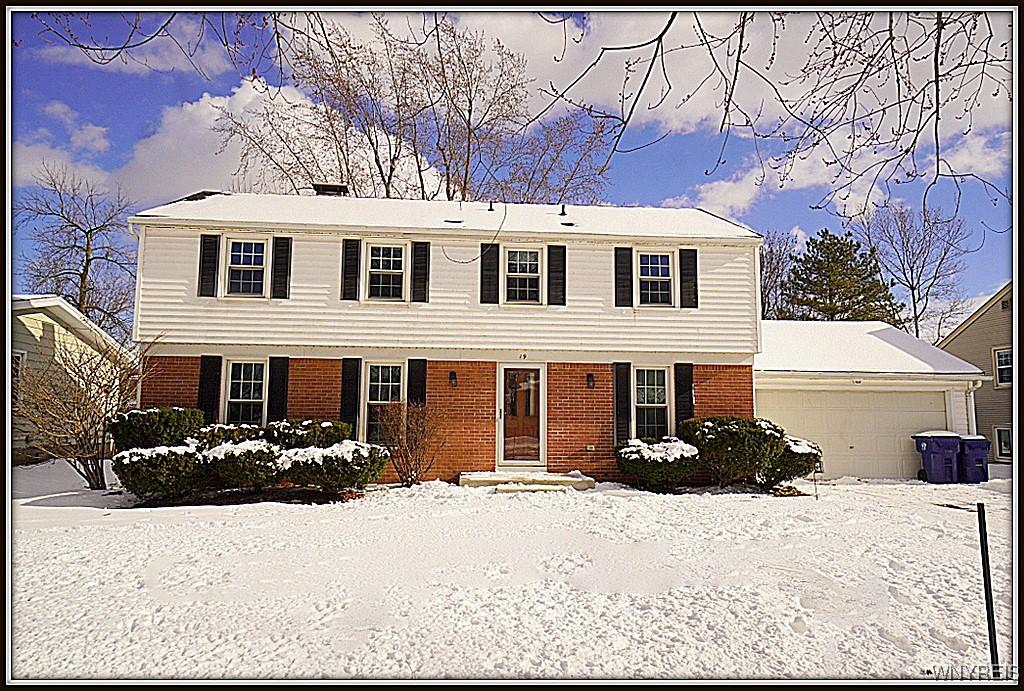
xmin=281 ymin=440 xmax=389 ymax=493
xmin=195 ymin=422 xmax=265 ymax=448
xmin=677 ymin=417 xmax=788 ymax=488
xmin=108 ymin=406 xmax=205 ymax=451
xmin=112 ymin=442 xmax=203 ymax=498
xmin=263 ymin=419 xmax=352 ymax=449
xmin=201 ymin=439 xmax=281 ymax=490
xmin=616 ymin=437 xmax=700 ymax=490
xmin=755 ymin=435 xmax=823 ymax=491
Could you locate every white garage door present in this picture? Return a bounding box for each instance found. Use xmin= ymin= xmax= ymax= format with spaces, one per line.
xmin=755 ymin=389 xmax=948 ymax=479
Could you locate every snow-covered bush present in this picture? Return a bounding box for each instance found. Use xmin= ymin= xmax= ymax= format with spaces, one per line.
xmin=677 ymin=417 xmax=787 ymax=487
xmin=112 ymin=442 xmax=203 ymax=498
xmin=108 ymin=407 xmax=205 ymax=451
xmin=280 ymin=440 xmax=389 ymax=493
xmin=616 ymin=437 xmax=700 ymax=490
xmin=263 ymin=419 xmax=352 ymax=449
xmin=194 ymin=423 xmax=265 ymax=448
xmin=756 ymin=435 xmax=822 ymax=490
xmin=201 ymin=439 xmax=282 ymax=490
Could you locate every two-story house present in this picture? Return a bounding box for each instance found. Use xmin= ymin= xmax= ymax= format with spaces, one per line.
xmin=130 ymin=191 xmax=762 ymax=481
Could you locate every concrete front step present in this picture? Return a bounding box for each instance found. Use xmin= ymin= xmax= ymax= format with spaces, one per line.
xmin=493 ymin=483 xmax=571 ymax=494
xmin=459 ymin=471 xmax=596 ymax=491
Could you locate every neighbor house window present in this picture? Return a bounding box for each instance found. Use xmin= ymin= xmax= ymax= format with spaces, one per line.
xmin=226 ymin=362 xmax=265 ymax=425
xmin=227 ymin=240 xmax=266 ymax=296
xmin=994 ymin=427 xmax=1012 ymax=460
xmin=367 ymin=245 xmax=405 ymax=300
xmin=635 ymin=368 xmax=669 ymax=439
xmin=993 ymin=348 xmax=1012 ymax=387
xmin=367 ymin=364 xmax=402 ymax=442
xmin=638 ymin=253 xmax=672 ymax=305
xmin=505 ymin=249 xmax=541 ymax=303
xmin=11 ymin=351 xmax=24 ymax=408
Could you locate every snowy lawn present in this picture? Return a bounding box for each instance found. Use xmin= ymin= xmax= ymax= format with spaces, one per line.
xmin=10 ymin=460 xmax=1014 ymax=680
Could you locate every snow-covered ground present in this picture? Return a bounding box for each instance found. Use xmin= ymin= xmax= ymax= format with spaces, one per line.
xmin=10 ymin=460 xmax=1015 ymax=679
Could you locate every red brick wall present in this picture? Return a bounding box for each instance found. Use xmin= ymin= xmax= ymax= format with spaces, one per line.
xmin=693 ymin=364 xmax=755 ymax=417
xmin=139 ymin=356 xmax=200 ymax=408
xmin=286 ymin=358 xmax=342 ymax=420
xmin=546 ymin=363 xmax=621 ymax=481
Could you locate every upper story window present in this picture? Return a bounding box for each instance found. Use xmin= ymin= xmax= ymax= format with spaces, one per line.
xmin=226 ymin=361 xmax=265 ymax=425
xmin=638 ymin=252 xmax=672 ymax=306
xmin=994 ymin=348 xmax=1012 ymax=387
xmin=227 ymin=240 xmax=266 ymax=296
xmin=506 ymin=249 xmax=541 ymax=303
xmin=635 ymin=367 xmax=669 ymax=439
xmin=366 ymin=364 xmax=402 ymax=441
xmin=367 ymin=245 xmax=405 ymax=300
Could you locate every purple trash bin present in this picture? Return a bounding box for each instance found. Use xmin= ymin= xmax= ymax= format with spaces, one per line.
xmin=912 ymin=431 xmax=961 ymax=483
xmin=957 ymin=435 xmax=990 ymax=484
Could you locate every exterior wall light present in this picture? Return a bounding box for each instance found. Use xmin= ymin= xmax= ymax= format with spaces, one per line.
xmin=586 ymin=373 xmax=595 ymax=389
xmin=449 ymin=371 xmax=458 ymax=387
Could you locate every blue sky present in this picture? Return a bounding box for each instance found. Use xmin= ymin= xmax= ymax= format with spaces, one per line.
xmin=10 ymin=12 xmax=1013 ymax=303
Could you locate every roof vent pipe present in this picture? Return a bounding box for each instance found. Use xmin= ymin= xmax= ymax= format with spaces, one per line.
xmin=488 ymin=200 xmax=494 ymax=212
xmin=559 ymin=204 xmax=567 ymax=216
xmin=312 ymin=182 xmax=350 ymax=196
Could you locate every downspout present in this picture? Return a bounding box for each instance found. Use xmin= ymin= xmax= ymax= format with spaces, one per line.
xmin=966 ymin=379 xmax=983 ymax=435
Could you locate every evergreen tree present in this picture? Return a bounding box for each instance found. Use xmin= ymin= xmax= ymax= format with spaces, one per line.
xmin=783 ymin=230 xmax=903 ymax=323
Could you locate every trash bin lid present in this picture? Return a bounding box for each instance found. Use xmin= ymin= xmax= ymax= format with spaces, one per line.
xmin=960 ymin=434 xmax=988 ymax=440
xmin=912 ymin=430 xmax=960 ymax=437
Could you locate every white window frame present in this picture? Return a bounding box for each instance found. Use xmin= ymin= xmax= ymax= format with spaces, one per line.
xmin=992 ymin=346 xmax=1012 ymax=389
xmin=632 ymin=366 xmax=673 ymax=440
xmin=634 ymin=249 xmax=675 ymax=308
xmin=222 ymin=235 xmax=271 ymax=299
xmin=501 ymin=246 xmax=545 ymax=306
xmin=993 ymin=426 xmax=1012 ymax=460
xmin=11 ymin=350 xmax=26 ymax=410
xmin=222 ymin=358 xmax=269 ymax=426
xmin=364 ymin=242 xmax=410 ymax=303
xmin=362 ymin=361 xmax=406 ymax=441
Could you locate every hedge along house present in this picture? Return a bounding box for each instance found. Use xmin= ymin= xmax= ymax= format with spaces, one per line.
xmin=130 ymin=191 xmax=762 ymax=481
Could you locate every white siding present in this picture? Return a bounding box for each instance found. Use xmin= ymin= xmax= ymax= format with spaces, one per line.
xmin=136 ymin=227 xmax=760 ymax=355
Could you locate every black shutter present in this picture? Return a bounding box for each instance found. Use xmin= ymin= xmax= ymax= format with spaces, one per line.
xmin=271 ymin=237 xmax=292 ymax=299
xmin=673 ymin=363 xmax=694 ymax=431
xmin=614 ymin=247 xmax=633 ymax=307
xmin=197 ymin=235 xmax=220 ymax=297
xmin=341 ymin=357 xmax=361 ymax=434
xmin=613 ymin=361 xmax=632 ymax=444
xmin=267 ymin=356 xmax=289 ymax=422
xmin=547 ymin=245 xmax=566 ymax=306
xmin=480 ymin=243 xmax=499 ymax=304
xmin=341 ymin=239 xmax=361 ymax=300
xmin=679 ymin=249 xmax=698 ymax=308
xmin=197 ymin=355 xmax=223 ymax=424
xmin=408 ymin=358 xmax=427 ymax=405
xmin=412 ymin=242 xmax=431 ymax=303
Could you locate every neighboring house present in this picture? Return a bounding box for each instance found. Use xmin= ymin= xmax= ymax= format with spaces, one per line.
xmin=939 ymin=282 xmax=1013 ymax=468
xmin=755 ymin=321 xmax=984 ymax=479
xmin=11 ymin=294 xmax=126 ymax=464
xmin=129 ymin=191 xmax=983 ymax=481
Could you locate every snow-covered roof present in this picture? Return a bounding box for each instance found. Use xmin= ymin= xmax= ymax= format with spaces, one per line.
xmin=132 ymin=191 xmax=761 ymax=242
xmin=755 ymin=320 xmax=983 ymax=376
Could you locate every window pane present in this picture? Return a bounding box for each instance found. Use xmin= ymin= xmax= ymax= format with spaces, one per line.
xmin=369 ymin=272 xmax=403 ymax=299
xmin=507 ymin=250 xmax=539 ymax=275
xmin=996 ymin=350 xmax=1012 ymax=367
xmin=368 ymin=365 xmax=402 ymax=403
xmin=996 ymin=429 xmax=1012 ymax=457
xmin=227 ymin=401 xmax=263 ymax=425
xmin=506 ymin=276 xmax=540 ymax=302
xmin=640 ymin=279 xmax=671 ymax=305
xmin=639 ymin=253 xmax=670 ymax=278
xmin=635 ymin=406 xmax=668 ymax=440
xmin=997 ymin=367 xmax=1012 ymax=385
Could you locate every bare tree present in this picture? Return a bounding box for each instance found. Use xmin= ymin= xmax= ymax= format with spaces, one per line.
xmin=854 ymin=206 xmax=972 ymax=342
xmin=15 ymin=338 xmax=152 ymax=490
xmin=14 ymin=163 xmax=136 ymax=343
xmin=759 ymin=229 xmax=799 ymax=319
xmin=375 ymin=400 xmax=448 ymax=487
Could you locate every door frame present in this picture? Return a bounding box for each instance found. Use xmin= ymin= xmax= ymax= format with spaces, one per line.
xmin=495 ymin=362 xmax=548 ymax=469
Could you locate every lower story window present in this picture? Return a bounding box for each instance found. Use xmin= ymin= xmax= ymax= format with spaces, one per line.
xmin=367 ymin=364 xmax=402 ymax=442
xmin=12 ymin=351 xmax=24 ymax=408
xmin=994 ymin=427 xmax=1012 ymax=460
xmin=226 ymin=361 xmax=265 ymax=425
xmin=635 ymin=368 xmax=669 ymax=439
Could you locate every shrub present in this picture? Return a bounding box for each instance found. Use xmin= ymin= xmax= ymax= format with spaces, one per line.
xmin=756 ymin=435 xmax=822 ymax=490
xmin=108 ymin=407 xmax=205 ymax=451
xmin=263 ymin=419 xmax=352 ymax=449
xmin=677 ymin=417 xmax=787 ymax=487
xmin=202 ymin=439 xmax=282 ymax=490
xmin=194 ymin=423 xmax=264 ymax=448
xmin=113 ymin=443 xmax=203 ymax=498
xmin=616 ymin=437 xmax=700 ymax=490
xmin=280 ymin=440 xmax=389 ymax=493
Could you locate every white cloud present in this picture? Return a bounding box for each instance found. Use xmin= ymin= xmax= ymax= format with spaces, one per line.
xmin=11 ymin=140 xmax=110 ymax=188
xmin=41 ymin=99 xmax=110 ymax=153
xmin=942 ymin=132 xmax=1012 ymax=179
xmin=789 ymin=225 xmax=808 ymax=253
xmin=660 ymin=163 xmax=765 ymax=218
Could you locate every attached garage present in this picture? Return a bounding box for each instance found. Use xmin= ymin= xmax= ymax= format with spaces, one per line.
xmin=754 ymin=321 xmax=986 ymax=480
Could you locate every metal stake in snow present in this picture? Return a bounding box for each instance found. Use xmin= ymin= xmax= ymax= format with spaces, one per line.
xmin=976 ymin=502 xmax=999 ymax=679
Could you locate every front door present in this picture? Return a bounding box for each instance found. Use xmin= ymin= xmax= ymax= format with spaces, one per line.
xmin=502 ymin=367 xmax=541 ymax=464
